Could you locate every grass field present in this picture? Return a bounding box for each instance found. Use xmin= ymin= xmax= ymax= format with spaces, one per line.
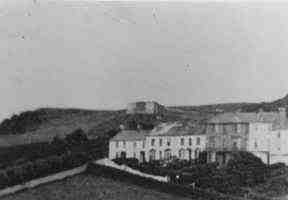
xmin=1 ymin=174 xmax=191 ymax=200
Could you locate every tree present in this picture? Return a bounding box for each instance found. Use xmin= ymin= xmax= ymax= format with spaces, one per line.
xmin=65 ymin=129 xmax=88 ymax=145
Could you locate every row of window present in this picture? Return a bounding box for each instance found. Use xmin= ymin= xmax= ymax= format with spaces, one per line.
xmin=150 ymin=137 xmax=201 ymax=147
xmin=116 ymin=148 xmax=201 ymax=161
xmin=115 ymin=140 xmax=146 ymax=148
xmin=208 ymin=123 xmax=249 ymax=134
xmin=148 ymin=148 xmax=200 ymax=160
xmin=115 ymin=137 xmax=202 ymax=148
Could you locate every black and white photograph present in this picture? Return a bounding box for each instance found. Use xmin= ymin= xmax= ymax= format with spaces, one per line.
xmin=1 ymin=0 xmax=288 ymax=199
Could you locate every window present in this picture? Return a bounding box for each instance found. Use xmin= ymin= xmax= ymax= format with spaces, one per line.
xmin=116 ymin=152 xmax=120 ymax=158
xmin=116 ymin=141 xmax=119 ymax=148
xmin=189 ymin=138 xmax=192 ymax=146
xmin=142 ymin=141 xmax=145 ymax=148
xmin=195 ymin=148 xmax=200 ymax=159
xmin=211 ymin=124 xmax=216 ymax=132
xmin=133 ymin=142 xmax=137 ymax=148
xmin=180 ymin=138 xmax=184 ymax=146
xmin=151 ymin=139 xmax=155 ymax=146
xmin=187 ymin=149 xmax=192 ymax=160
xmin=232 ymin=124 xmax=237 ymax=133
xmin=149 ymin=149 xmax=156 ymax=161
xmin=233 ymin=141 xmax=238 ymax=149
xmin=167 ymin=138 xmax=171 ymax=146
xmin=278 ymin=132 xmax=281 ymax=138
xmin=254 ymin=141 xmax=258 ymax=149
xmin=123 ymin=141 xmax=126 ymax=148
xmin=179 ymin=149 xmax=185 ymax=159
xmin=164 ymin=149 xmax=172 ymax=160
xmin=210 ymin=137 xmax=216 ymax=148
xmin=223 ymin=138 xmax=226 ymax=147
xmin=159 ymin=151 xmax=162 ymax=160
xmin=237 ymin=124 xmax=241 ymax=133
xmin=159 ymin=138 xmax=163 ymax=146
xmin=120 ymin=151 xmax=126 ymax=158
xmin=133 ymin=152 xmax=136 ymax=158
xmin=196 ymin=137 xmax=200 ymax=145
xmin=223 ymin=125 xmax=228 ymax=134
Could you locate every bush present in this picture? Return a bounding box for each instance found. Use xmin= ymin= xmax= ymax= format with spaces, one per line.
xmin=268 ymin=162 xmax=288 ymax=177
xmin=65 ymin=129 xmax=88 ymax=145
xmin=164 ymin=158 xmax=192 ymax=170
xmin=113 ymin=158 xmax=139 ymax=168
xmin=225 ymin=151 xmax=267 ymax=186
xmin=180 ymin=152 xmax=268 ymax=195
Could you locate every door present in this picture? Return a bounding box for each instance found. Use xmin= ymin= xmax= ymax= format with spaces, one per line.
xmin=120 ymin=151 xmax=126 ymax=159
xmin=149 ymin=149 xmax=156 ymax=161
xmin=140 ymin=151 xmax=145 ymax=163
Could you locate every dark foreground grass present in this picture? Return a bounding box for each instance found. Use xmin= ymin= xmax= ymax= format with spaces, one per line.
xmin=1 ymin=174 xmax=192 ymax=200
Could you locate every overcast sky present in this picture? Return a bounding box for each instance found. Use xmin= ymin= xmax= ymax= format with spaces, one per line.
xmin=1 ymin=0 xmax=288 ymax=120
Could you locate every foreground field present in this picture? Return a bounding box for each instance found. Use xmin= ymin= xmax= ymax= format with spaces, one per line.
xmin=1 ymin=174 xmax=191 ymax=200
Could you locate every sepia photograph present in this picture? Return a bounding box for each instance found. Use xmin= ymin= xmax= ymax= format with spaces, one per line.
xmin=1 ymin=0 xmax=288 ymax=199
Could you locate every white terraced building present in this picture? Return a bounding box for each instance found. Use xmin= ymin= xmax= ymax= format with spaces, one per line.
xmin=109 ymin=122 xmax=206 ymax=162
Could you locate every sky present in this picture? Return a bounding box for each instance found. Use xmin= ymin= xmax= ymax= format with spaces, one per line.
xmin=1 ymin=0 xmax=288 ymax=120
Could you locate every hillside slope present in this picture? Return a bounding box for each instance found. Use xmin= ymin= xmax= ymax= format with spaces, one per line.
xmin=169 ymin=93 xmax=288 ymax=113
xmin=1 ymin=93 xmax=288 ymax=146
xmin=0 ymin=108 xmax=126 ymax=146
xmin=1 ymin=175 xmax=192 ymax=200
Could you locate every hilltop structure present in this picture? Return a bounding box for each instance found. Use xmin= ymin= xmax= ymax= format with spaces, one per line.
xmin=126 ymin=101 xmax=166 ymax=115
xmin=109 ymin=122 xmax=206 ymax=162
xmin=205 ymin=107 xmax=288 ymax=165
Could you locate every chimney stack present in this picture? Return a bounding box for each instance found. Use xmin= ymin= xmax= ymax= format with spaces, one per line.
xmin=257 ymin=108 xmax=264 ymax=121
xmin=278 ymin=107 xmax=287 ymax=128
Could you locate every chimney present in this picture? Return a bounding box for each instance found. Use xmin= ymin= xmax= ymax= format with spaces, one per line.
xmin=278 ymin=107 xmax=287 ymax=128
xmin=257 ymin=108 xmax=264 ymax=121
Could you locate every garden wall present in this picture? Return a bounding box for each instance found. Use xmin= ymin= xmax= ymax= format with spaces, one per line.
xmin=95 ymin=159 xmax=169 ymax=182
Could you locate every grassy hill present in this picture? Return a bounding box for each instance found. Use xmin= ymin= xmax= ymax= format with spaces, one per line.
xmin=1 ymin=175 xmax=192 ymax=200
xmin=0 ymin=93 xmax=288 ymax=146
xmin=169 ymin=93 xmax=288 ymax=113
xmin=0 ymin=108 xmax=126 ymax=146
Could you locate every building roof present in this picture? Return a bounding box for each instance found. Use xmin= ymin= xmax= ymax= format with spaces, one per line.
xmin=110 ymin=122 xmax=205 ymax=142
xmin=207 ymin=112 xmax=279 ymax=123
xmin=207 ymin=111 xmax=288 ymax=130
xmin=110 ymin=130 xmax=149 ymax=141
xmin=149 ymin=122 xmax=205 ymax=137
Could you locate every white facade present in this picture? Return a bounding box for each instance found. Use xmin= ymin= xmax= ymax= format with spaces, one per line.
xmin=145 ymin=135 xmax=206 ymax=161
xmin=109 ymin=139 xmax=146 ymax=161
xmin=248 ymin=126 xmax=288 ymax=164
xmin=109 ymin=135 xmax=206 ymax=162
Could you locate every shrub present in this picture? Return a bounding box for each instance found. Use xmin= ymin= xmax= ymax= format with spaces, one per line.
xmin=225 ymin=151 xmax=267 ymax=186
xmin=268 ymin=162 xmax=288 ymax=177
xmin=65 ymin=129 xmax=88 ymax=145
xmin=113 ymin=158 xmax=139 ymax=168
